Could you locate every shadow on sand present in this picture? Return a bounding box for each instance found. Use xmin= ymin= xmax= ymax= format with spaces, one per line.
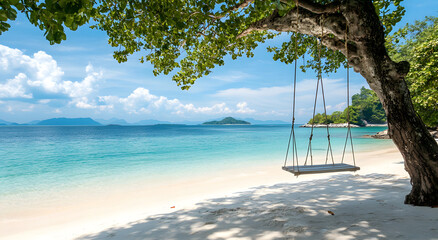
xmin=77 ymin=174 xmax=437 ymax=240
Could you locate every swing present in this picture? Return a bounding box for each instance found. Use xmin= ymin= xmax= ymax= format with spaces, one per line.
xmin=282 ymin=13 xmax=359 ymax=176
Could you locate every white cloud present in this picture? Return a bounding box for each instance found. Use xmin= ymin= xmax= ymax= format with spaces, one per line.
xmin=62 ymin=64 xmax=101 ymax=99
xmin=107 ymin=88 xmax=159 ymax=114
xmin=179 ymin=102 xmax=232 ymax=115
xmin=98 ymin=87 xmax=254 ymax=117
xmin=72 ymin=97 xmax=96 ymax=109
xmin=120 ymin=88 xmax=159 ymax=111
xmin=236 ymin=102 xmax=255 ymax=113
xmin=0 ymin=44 xmax=24 ymax=71
xmin=0 ymin=45 xmax=103 ymax=109
xmin=0 ymin=73 xmax=32 ymax=98
xmin=25 ymin=51 xmax=65 ymax=93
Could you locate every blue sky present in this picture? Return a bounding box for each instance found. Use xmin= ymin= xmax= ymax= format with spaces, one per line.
xmin=0 ymin=1 xmax=437 ymax=124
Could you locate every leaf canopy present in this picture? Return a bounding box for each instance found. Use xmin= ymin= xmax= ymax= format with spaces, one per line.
xmin=0 ymin=0 xmax=96 ymax=44
xmin=1 ymin=0 xmax=405 ymax=89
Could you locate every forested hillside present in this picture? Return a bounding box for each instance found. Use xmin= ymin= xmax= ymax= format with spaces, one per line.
xmin=308 ymin=87 xmax=386 ymax=126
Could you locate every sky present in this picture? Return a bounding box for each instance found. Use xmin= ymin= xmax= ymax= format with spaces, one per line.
xmin=0 ymin=1 xmax=437 ymax=124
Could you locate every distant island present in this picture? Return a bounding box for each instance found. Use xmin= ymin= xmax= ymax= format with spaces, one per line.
xmin=37 ymin=118 xmax=102 ymax=126
xmin=203 ymin=117 xmax=251 ymax=125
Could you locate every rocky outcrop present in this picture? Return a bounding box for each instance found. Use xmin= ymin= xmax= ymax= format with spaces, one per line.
xmin=430 ymin=130 xmax=438 ymax=139
xmin=370 ymin=129 xmax=391 ymax=139
xmin=365 ymin=123 xmax=387 ymax=127
xmin=362 ymin=120 xmax=387 ymax=127
xmin=370 ymin=129 xmax=438 ymax=140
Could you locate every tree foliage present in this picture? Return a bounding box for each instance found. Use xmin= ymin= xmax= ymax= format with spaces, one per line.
xmin=1 ymin=0 xmax=405 ymax=89
xmin=387 ymin=16 xmax=438 ymax=128
xmin=93 ymin=0 xmax=277 ymax=89
xmin=0 ymin=0 xmax=95 ymax=44
xmin=351 ymin=87 xmax=386 ymax=124
xmin=308 ymin=87 xmax=386 ymax=125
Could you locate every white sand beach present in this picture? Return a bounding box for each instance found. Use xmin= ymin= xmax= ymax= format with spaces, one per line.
xmin=2 ymin=145 xmax=438 ymax=240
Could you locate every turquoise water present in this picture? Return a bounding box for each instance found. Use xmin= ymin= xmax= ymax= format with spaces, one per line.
xmin=0 ymin=125 xmax=392 ymax=208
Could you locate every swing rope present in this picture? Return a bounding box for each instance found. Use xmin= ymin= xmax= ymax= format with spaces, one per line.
xmin=283 ymin=9 xmax=359 ymax=176
xmin=284 ymin=0 xmax=300 ymax=170
xmin=304 ymin=18 xmax=334 ymax=166
xmin=341 ymin=26 xmax=357 ymax=166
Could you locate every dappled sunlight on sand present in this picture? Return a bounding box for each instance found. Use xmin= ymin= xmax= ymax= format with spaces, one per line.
xmin=77 ymin=174 xmax=438 ymax=240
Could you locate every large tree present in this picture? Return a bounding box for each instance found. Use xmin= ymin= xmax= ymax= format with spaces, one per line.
xmin=1 ymin=0 xmax=437 ymax=206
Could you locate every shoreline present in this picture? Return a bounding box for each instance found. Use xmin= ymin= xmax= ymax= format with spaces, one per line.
xmin=1 ymin=143 xmax=422 ymax=240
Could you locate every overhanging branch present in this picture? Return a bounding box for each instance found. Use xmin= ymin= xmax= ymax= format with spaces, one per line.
xmin=294 ymin=0 xmax=342 ymax=14
xmin=226 ymin=0 xmax=254 ymax=12
xmin=237 ymin=1 xmax=363 ymax=67
xmin=321 ymin=36 xmax=358 ymax=57
xmin=238 ymin=7 xmax=346 ymax=40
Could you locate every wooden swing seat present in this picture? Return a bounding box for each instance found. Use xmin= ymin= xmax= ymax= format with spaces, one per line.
xmin=282 ymin=163 xmax=360 ymax=176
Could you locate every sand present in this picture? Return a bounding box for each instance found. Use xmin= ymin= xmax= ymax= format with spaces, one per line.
xmin=2 ymin=145 xmax=438 ymax=240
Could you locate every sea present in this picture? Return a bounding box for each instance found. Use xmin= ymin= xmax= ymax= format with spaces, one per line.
xmin=0 ymin=125 xmax=392 ymax=214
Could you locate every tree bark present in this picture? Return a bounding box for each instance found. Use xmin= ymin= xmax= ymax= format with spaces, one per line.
xmin=241 ymin=0 xmax=438 ymax=206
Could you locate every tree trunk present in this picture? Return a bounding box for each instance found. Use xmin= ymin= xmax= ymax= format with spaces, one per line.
xmin=340 ymin=0 xmax=438 ymax=206
xmin=241 ymin=0 xmax=438 ymax=206
xmin=364 ymin=56 xmax=438 ymax=206
xmin=382 ymin=75 xmax=438 ymax=206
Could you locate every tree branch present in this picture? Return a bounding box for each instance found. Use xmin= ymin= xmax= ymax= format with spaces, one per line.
xmin=226 ymin=0 xmax=254 ymax=12
xmin=237 ymin=3 xmax=363 ymax=68
xmin=321 ymin=36 xmax=358 ymax=57
xmin=294 ymin=0 xmax=342 ymax=14
xmin=213 ymin=0 xmax=255 ymax=19
xmin=238 ymin=8 xmax=346 ymax=40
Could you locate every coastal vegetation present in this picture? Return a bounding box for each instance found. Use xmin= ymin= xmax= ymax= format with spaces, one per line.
xmin=308 ymin=87 xmax=386 ymax=126
xmin=203 ymin=117 xmax=250 ymax=125
xmin=2 ymin=0 xmax=437 ymax=205
xmin=387 ymin=16 xmax=438 ymax=128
